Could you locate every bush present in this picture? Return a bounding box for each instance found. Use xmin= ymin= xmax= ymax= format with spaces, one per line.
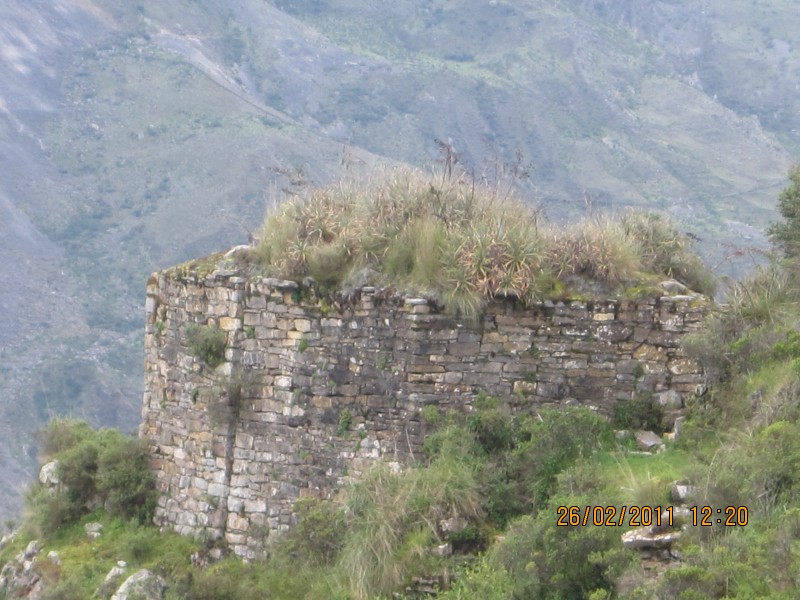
xmin=25 ymin=485 xmax=77 ymax=537
xmin=423 ymin=406 xmax=614 ymax=527
xmin=727 ymin=266 xmax=799 ymax=327
xmin=185 ymin=323 xmax=227 ymax=368
xmin=278 ymin=498 xmax=346 ymax=567
xmin=38 ymin=573 xmax=86 ymax=600
xmin=436 ymin=559 xmax=515 ymax=600
xmin=466 ymin=405 xmax=514 ymax=454
xmin=26 ymin=421 xmax=156 ymax=537
xmin=547 ymin=215 xmax=642 ymax=286
xmin=620 ymin=210 xmax=715 ymax=296
xmin=611 ymin=393 xmax=664 ymax=433
xmin=509 ymin=408 xmax=615 ymax=511
xmin=96 ymin=436 xmax=157 ymax=523
xmin=685 ymin=267 xmax=800 ymax=388
xmin=488 ymin=496 xmax=634 ymax=600
xmin=205 ymin=369 xmax=257 ymax=428
xmin=35 ymin=419 xmax=93 ymax=460
xmin=120 ymin=527 xmax=161 ymax=563
xmin=768 ymin=164 xmax=800 ymax=260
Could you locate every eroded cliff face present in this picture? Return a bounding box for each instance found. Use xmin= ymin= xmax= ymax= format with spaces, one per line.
xmin=140 ymin=266 xmax=709 ymax=559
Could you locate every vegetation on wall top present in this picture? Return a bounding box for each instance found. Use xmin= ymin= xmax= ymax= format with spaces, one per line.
xmin=248 ymin=168 xmax=714 ymax=316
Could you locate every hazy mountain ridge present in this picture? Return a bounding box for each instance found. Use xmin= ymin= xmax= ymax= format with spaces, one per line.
xmin=0 ymin=0 xmax=797 ymax=519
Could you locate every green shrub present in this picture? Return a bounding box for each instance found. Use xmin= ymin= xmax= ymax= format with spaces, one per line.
xmin=121 ymin=531 xmax=156 ymax=564
xmin=547 ymin=216 xmax=642 ymax=285
xmin=466 ymin=406 xmax=514 ymax=454
xmin=25 ymin=422 xmax=156 ymax=537
xmin=420 ymin=405 xmax=442 ymax=426
xmin=696 ymin=420 xmax=800 ymax=522
xmin=611 ymin=393 xmax=664 ymax=433
xmin=278 ymin=498 xmax=346 ymax=567
xmin=509 ymin=408 xmax=615 ymax=511
xmin=96 ymin=436 xmax=157 ymax=524
xmin=728 ymin=266 xmax=799 ymax=326
xmin=185 ymin=323 xmax=227 ymax=368
xmin=204 ymin=369 xmax=258 ymax=428
xmin=307 ymin=243 xmax=351 ymax=292
xmin=620 ymin=210 xmax=715 ymax=296
xmin=57 ymin=437 xmax=103 ymax=509
xmin=25 ymin=485 xmax=77 ymax=537
xmin=683 ymin=313 xmax=739 ymax=385
xmin=337 ymin=408 xmax=352 ymax=436
xmin=436 ymin=558 xmax=515 ymax=600
xmin=768 ymin=164 xmax=800 ymax=260
xmin=38 ymin=572 xmax=86 ymax=600
xmin=656 ymin=565 xmax=721 ymax=600
xmin=35 ymin=419 xmax=93 ymax=460
xmin=488 ymin=496 xmax=634 ymax=600
xmin=423 ymin=406 xmax=613 ymax=527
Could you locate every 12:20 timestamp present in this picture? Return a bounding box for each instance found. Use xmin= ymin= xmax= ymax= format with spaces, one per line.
xmin=690 ymin=505 xmax=749 ymax=527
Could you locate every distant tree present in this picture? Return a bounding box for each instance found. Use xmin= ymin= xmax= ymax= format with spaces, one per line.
xmin=768 ymin=165 xmax=800 ymax=260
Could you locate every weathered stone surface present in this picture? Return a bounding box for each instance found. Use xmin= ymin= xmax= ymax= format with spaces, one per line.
xmin=142 ymin=270 xmax=709 ymax=557
xmin=654 ymin=390 xmax=683 ymax=410
xmin=635 ymin=430 xmax=664 ymax=451
xmin=85 ymin=522 xmax=103 ymax=540
xmin=622 ymin=528 xmax=681 ymax=549
xmin=670 ymin=483 xmax=697 ymax=504
xmin=39 ymin=461 xmax=59 ymax=486
xmin=440 ymin=516 xmax=468 ymax=535
xmin=111 ymin=569 xmax=166 ymax=600
xmin=660 ymin=280 xmax=687 ymax=294
xmin=97 ymin=562 xmax=128 ymax=598
xmin=0 ymin=540 xmax=42 ymax=598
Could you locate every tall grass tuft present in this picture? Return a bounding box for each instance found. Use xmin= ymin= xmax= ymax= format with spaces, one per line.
xmin=547 ymin=216 xmax=642 ymax=285
xmin=338 ymin=451 xmax=482 ymax=599
xmin=251 ymin=169 xmax=713 ymax=310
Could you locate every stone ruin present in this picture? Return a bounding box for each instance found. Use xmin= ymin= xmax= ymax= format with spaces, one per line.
xmin=140 ymin=265 xmax=709 ymax=558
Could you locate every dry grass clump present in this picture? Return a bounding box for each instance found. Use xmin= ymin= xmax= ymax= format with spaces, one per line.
xmin=620 ymin=210 xmax=715 ymax=296
xmin=250 ymin=168 xmax=712 ymax=315
xmin=338 ymin=454 xmax=483 ymax=599
xmin=546 ymin=216 xmax=641 ymax=285
xmin=545 ymin=211 xmax=715 ymax=296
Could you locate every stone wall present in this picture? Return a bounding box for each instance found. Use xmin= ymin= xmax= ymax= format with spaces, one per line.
xmin=140 ymin=268 xmax=710 ymax=559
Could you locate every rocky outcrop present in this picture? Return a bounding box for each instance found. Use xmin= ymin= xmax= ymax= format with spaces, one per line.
xmin=0 ymin=542 xmax=158 ymax=600
xmin=37 ymin=462 xmax=59 ymax=487
xmin=141 ymin=268 xmax=710 ymax=558
xmin=0 ymin=541 xmax=46 ymax=599
xmin=110 ymin=569 xmax=166 ymax=600
xmin=622 ymin=485 xmax=696 ymax=564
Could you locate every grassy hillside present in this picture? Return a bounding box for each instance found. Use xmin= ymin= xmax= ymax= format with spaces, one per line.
xmin=6 ymin=285 xmax=800 ymax=600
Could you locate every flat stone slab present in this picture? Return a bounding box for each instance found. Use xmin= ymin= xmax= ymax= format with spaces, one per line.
xmin=622 ymin=528 xmax=681 ymax=549
xmin=635 ymin=430 xmax=663 ymax=451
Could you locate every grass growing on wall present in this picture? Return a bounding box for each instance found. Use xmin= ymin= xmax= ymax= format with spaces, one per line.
xmin=249 ymin=168 xmax=714 ymax=318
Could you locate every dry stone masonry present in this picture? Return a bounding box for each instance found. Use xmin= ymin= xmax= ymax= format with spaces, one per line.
xmin=140 ymin=265 xmax=710 ymax=558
